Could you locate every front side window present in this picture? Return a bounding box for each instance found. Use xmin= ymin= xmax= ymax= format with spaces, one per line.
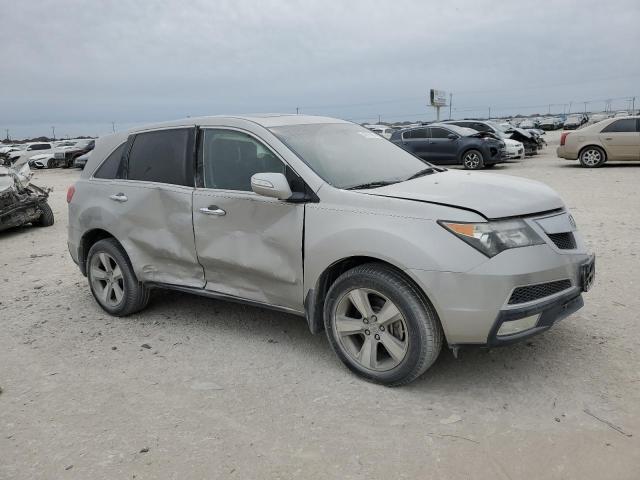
xmin=127 ymin=128 xmax=193 ymax=186
xmin=601 ymin=119 xmax=637 ymax=133
xmin=200 ymin=129 xmax=285 ymax=191
xmin=270 ymin=123 xmax=431 ymax=189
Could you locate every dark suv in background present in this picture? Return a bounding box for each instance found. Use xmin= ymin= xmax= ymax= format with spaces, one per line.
xmin=390 ymin=123 xmax=505 ymax=169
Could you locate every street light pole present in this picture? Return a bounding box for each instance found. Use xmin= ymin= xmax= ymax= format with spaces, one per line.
xmin=51 ymin=126 xmax=55 ymax=140
xmin=449 ymin=93 xmax=453 ymax=120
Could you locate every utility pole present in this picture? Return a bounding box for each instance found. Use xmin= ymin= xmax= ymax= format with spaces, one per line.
xmin=632 ymin=96 xmax=636 ymax=114
xmin=296 ymin=107 xmax=299 ymax=114
xmin=112 ymin=122 xmax=116 ymax=133
xmin=4 ymin=129 xmax=8 ymax=141
xmin=584 ymin=102 xmax=588 ymax=113
xmin=568 ymin=102 xmax=572 ymax=114
xmin=548 ymin=104 xmax=551 ymax=115
xmin=448 ymin=93 xmax=453 ymax=120
xmin=51 ymin=126 xmax=56 ymax=140
xmin=488 ymin=106 xmax=491 ymax=120
xmin=378 ymin=114 xmax=381 ymax=124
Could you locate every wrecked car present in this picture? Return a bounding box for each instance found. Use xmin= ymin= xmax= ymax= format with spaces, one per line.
xmin=68 ymin=115 xmax=594 ymax=386
xmin=0 ymin=163 xmax=54 ymax=232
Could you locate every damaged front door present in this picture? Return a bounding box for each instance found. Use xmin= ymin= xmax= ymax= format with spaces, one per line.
xmin=192 ymin=128 xmax=304 ymax=312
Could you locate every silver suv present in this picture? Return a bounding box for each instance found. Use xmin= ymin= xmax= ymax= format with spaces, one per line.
xmin=67 ymin=115 xmax=595 ymax=386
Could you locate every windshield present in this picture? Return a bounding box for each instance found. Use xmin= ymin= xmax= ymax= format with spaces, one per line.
xmin=269 ymin=123 xmax=432 ymax=189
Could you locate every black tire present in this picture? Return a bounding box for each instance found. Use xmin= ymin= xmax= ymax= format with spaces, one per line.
xmin=86 ymin=238 xmax=150 ymax=316
xmin=324 ymin=263 xmax=443 ymax=386
xmin=462 ymin=149 xmax=484 ymax=170
xmin=579 ymin=146 xmax=606 ymax=168
xmin=47 ymin=158 xmax=55 ymax=169
xmin=34 ymin=202 xmax=54 ymax=227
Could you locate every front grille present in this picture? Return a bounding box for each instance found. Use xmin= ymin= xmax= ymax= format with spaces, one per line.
xmin=547 ymin=232 xmax=576 ymax=250
xmin=508 ymin=279 xmax=572 ymax=305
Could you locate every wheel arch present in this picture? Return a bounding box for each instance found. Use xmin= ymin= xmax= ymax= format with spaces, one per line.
xmin=304 ymin=255 xmax=439 ymax=335
xmin=578 ymin=143 xmax=607 ymax=161
xmin=78 ymin=228 xmax=124 ymax=276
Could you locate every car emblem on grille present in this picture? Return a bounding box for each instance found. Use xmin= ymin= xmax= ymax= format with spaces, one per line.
xmin=568 ymin=214 xmax=576 ymax=228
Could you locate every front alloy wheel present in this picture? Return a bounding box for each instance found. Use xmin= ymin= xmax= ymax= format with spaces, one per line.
xmin=324 ymin=263 xmax=443 ymax=386
xmin=462 ymin=150 xmax=484 ymax=169
xmin=334 ymin=288 xmax=409 ymax=371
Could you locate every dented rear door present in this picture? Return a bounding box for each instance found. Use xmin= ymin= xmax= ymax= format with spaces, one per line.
xmin=192 ymin=127 xmax=305 ymax=312
xmin=103 ymin=127 xmax=205 ymax=288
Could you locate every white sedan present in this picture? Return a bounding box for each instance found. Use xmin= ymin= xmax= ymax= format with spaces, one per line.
xmin=504 ymin=138 xmax=525 ymax=160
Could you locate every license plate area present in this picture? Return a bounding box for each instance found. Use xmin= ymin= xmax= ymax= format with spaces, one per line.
xmin=580 ymin=256 xmax=596 ymax=292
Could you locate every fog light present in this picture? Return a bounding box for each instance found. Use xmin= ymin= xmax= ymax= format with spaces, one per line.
xmin=497 ymin=314 xmax=540 ymax=337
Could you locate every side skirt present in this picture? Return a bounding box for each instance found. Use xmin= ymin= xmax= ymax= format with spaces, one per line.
xmin=145 ymin=281 xmax=306 ymax=317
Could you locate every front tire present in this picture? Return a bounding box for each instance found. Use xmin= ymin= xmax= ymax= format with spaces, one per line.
xmin=87 ymin=238 xmax=150 ymax=316
xmin=462 ymin=149 xmax=484 ymax=170
xmin=324 ymin=263 xmax=443 ymax=386
xmin=579 ymin=146 xmax=606 ymax=168
xmin=34 ymin=202 xmax=54 ymax=227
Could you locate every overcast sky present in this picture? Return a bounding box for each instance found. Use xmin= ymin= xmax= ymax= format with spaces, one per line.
xmin=1 ymin=0 xmax=639 ymax=138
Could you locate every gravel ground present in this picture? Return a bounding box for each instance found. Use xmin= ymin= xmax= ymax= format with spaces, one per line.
xmin=1 ymin=131 xmax=639 ymax=479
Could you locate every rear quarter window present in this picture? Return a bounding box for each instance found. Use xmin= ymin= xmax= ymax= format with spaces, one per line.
xmin=601 ymin=119 xmax=637 ymax=133
xmin=94 ymin=142 xmax=127 ymax=179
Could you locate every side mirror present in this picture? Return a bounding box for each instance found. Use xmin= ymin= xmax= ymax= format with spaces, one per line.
xmin=251 ymin=172 xmax=292 ymax=200
xmin=447 ymin=134 xmax=458 ymax=140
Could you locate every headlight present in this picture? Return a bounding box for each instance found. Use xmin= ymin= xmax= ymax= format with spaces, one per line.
xmin=439 ymin=219 xmax=544 ymax=257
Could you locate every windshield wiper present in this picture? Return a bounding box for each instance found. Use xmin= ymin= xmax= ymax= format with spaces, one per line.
xmin=405 ymin=167 xmax=436 ymax=181
xmin=346 ymin=180 xmax=399 ymax=190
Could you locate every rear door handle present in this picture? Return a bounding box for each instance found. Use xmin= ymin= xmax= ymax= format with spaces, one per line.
xmin=109 ymin=193 xmax=128 ymax=202
xmin=199 ymin=206 xmax=226 ymax=216
xmin=604 ymin=137 xmax=613 ymax=140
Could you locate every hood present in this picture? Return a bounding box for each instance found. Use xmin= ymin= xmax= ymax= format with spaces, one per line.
xmin=360 ymin=170 xmax=564 ymax=219
xmin=503 ymin=138 xmax=522 ymax=147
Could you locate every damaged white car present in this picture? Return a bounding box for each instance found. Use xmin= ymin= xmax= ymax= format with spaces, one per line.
xmin=0 ymin=163 xmax=54 ymax=232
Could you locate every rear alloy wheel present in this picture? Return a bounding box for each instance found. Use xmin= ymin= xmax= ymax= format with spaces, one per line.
xmin=462 ymin=149 xmax=484 ymax=169
xmin=87 ymin=238 xmax=150 ymax=316
xmin=324 ymin=263 xmax=442 ymax=386
xmin=579 ymin=146 xmax=606 ymax=168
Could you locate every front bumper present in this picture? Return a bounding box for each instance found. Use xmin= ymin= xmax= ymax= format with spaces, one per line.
xmin=408 ymin=226 xmax=593 ymax=346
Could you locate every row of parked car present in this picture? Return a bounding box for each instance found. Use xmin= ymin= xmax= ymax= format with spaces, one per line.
xmin=0 ymin=138 xmax=94 ymax=169
xmin=365 ymin=119 xmax=546 ymax=170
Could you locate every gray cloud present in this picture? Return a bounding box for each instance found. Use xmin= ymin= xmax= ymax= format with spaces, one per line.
xmin=1 ymin=0 xmax=639 ymax=138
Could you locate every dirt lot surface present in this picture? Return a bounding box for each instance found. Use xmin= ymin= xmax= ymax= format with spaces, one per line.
xmin=1 ymin=130 xmax=639 ymax=479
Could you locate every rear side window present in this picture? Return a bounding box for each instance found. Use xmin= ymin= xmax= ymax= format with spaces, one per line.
xmin=429 ymin=127 xmax=452 ymax=139
xmin=30 ymin=143 xmax=51 ymax=150
xmin=403 ymin=128 xmax=428 ymax=139
xmin=601 ymin=119 xmax=637 ymax=133
xmin=94 ymin=142 xmax=127 ymax=179
xmin=127 ymin=129 xmax=194 ymax=186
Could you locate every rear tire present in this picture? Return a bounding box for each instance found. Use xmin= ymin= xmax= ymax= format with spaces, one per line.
xmin=47 ymin=159 xmax=55 ymax=169
xmin=87 ymin=238 xmax=150 ymax=316
xmin=34 ymin=202 xmax=54 ymax=227
xmin=462 ymin=149 xmax=484 ymax=170
xmin=324 ymin=263 xmax=443 ymax=386
xmin=579 ymin=146 xmax=606 ymax=168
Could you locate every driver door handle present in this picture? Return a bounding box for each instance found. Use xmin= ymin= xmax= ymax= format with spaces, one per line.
xmin=199 ymin=206 xmax=226 ymax=216
xmin=109 ymin=193 xmax=128 ymax=202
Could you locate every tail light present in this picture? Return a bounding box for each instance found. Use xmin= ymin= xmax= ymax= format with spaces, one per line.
xmin=560 ymin=132 xmax=570 ymax=146
xmin=66 ymin=184 xmax=76 ymax=203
